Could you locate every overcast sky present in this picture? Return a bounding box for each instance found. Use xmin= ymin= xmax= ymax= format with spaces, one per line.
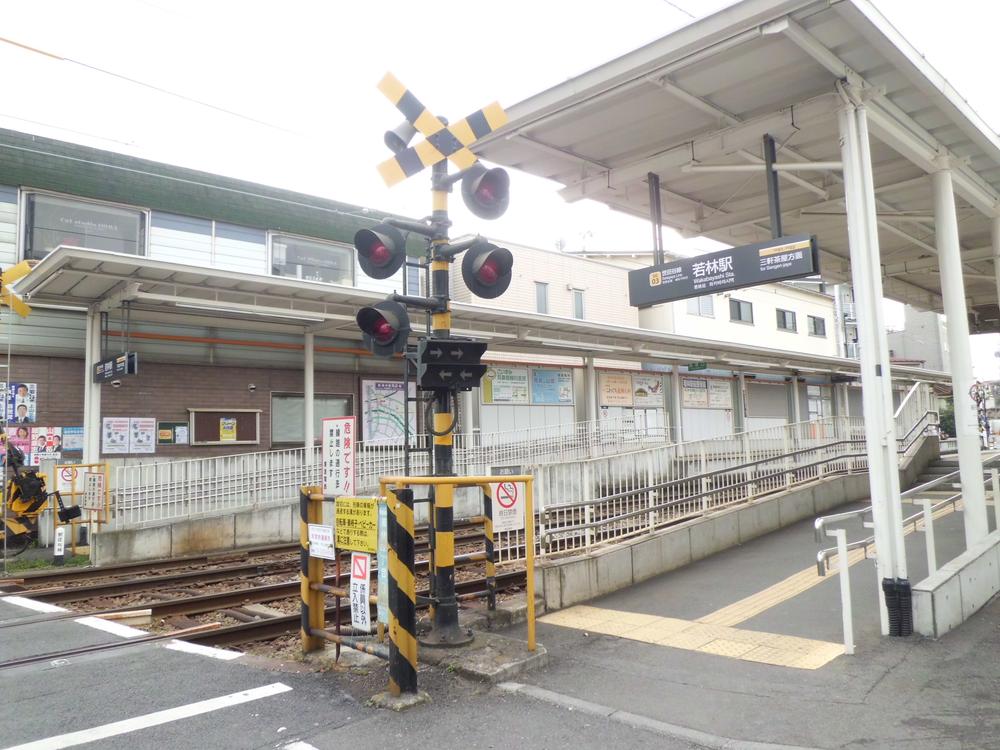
xmin=2 ymin=0 xmax=999 ymax=376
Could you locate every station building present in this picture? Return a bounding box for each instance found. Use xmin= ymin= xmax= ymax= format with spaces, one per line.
xmin=0 ymin=126 xmax=939 ymax=471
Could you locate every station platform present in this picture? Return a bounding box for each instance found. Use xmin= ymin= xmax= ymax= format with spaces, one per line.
xmin=502 ymin=487 xmax=1000 ymax=749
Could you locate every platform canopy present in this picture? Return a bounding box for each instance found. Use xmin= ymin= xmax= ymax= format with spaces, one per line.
xmin=474 ymin=0 xmax=1000 ymax=332
xmin=12 ymin=246 xmax=949 ymax=383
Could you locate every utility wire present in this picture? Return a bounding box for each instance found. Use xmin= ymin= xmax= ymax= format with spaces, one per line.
xmin=0 ymin=35 xmax=299 ymax=136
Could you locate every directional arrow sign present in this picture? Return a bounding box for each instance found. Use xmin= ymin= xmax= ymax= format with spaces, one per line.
xmin=416 ymin=337 xmax=488 ymax=391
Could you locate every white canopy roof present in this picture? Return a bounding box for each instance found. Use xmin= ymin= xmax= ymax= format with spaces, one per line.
xmin=474 ymin=0 xmax=1000 ymax=332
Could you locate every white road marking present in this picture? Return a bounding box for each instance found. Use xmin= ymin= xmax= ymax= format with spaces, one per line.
xmin=73 ymin=616 xmax=147 ymax=638
xmin=2 ymin=682 xmax=293 ymax=750
xmin=1 ymin=596 xmax=68 ymax=614
xmin=164 ymin=639 xmax=242 ymax=661
xmin=284 ymin=742 xmax=320 ymax=750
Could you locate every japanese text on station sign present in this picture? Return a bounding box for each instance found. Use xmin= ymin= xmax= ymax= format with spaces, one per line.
xmin=334 ymin=497 xmax=378 ymax=553
xmin=322 ymin=416 xmax=356 ymax=496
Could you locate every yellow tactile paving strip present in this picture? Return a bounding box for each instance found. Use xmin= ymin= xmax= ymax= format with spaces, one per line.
xmin=698 ymin=500 xmax=962 ymax=627
xmin=541 ymin=605 xmax=844 ymax=669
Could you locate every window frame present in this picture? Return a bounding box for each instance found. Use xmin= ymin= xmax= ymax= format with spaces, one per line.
xmin=729 ymin=298 xmax=754 ymax=324
xmin=535 ymin=281 xmax=549 ymax=315
xmin=19 ymin=188 xmax=150 ymax=262
xmin=571 ymin=288 xmax=585 ymax=320
xmin=686 ymin=295 xmax=715 ymax=318
xmin=267 ymin=230 xmax=356 ymax=287
xmin=808 ymin=315 xmax=827 ymax=337
xmin=776 ymin=308 xmax=798 ymax=332
xmin=270 ymin=391 xmax=355 ymax=447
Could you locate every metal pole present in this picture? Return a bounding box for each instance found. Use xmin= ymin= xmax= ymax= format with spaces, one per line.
xmin=837 ymin=105 xmax=899 ymax=631
xmin=934 ymin=167 xmax=990 ymax=546
xmin=920 ymin=499 xmax=937 ymax=575
xmin=828 ymin=528 xmax=854 ymax=655
xmin=992 ymin=468 xmax=1000 ymax=530
xmin=670 ymin=366 xmax=683 ymax=444
xmin=386 ymin=487 xmax=418 ymax=695
xmin=763 ymin=134 xmax=782 ymax=239
xmin=304 ymin=332 xmax=315 ymax=466
xmin=83 ymin=306 xmax=102 ymax=464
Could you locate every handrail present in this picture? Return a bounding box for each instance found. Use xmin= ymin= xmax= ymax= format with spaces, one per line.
xmin=893 ymin=381 xmax=926 ymax=420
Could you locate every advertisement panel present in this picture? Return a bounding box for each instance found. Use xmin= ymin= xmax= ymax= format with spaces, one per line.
xmin=708 ymin=380 xmax=734 ymax=409
xmin=530 ymin=368 xmax=573 ymax=405
xmin=481 ymin=366 xmax=529 ymax=405
xmin=598 ymin=372 xmax=634 ymax=407
xmin=681 ymin=378 xmax=710 ymax=408
xmin=632 ymin=374 xmax=664 ymax=408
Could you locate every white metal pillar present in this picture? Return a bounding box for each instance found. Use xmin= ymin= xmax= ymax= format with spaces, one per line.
xmin=934 ymin=167 xmax=989 ymax=545
xmin=791 ymin=377 xmax=802 ymax=423
xmin=82 ymin=306 xmax=102 ymax=463
xmin=304 ymin=332 xmax=315 ymax=466
xmin=584 ymin=356 xmax=597 ymax=423
xmin=670 ymin=366 xmax=684 ymax=443
xmin=993 ymin=217 xmax=1000 ymax=326
xmin=838 ymin=103 xmax=907 ymax=604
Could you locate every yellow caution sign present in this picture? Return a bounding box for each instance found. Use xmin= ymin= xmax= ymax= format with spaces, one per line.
xmin=334 ymin=496 xmax=379 ymax=553
xmin=376 ymin=72 xmax=508 ymax=187
xmin=0 ymin=261 xmax=32 ymax=317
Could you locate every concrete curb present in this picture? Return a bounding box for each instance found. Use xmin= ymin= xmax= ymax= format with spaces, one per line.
xmin=497 ymin=681 xmax=822 ymax=750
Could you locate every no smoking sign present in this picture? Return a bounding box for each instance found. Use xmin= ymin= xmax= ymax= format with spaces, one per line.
xmin=491 ymin=481 xmax=525 ymax=533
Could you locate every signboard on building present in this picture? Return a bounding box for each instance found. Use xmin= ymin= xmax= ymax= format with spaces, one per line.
xmin=334 ymin=497 xmax=378 ymax=553
xmin=491 ymin=481 xmax=526 ymax=533
xmin=307 ymin=523 xmax=336 ymax=560
xmin=481 ymin=366 xmax=529 ymax=404
xmin=101 ymin=417 xmax=130 ymax=454
xmin=530 ymin=368 xmax=574 ymax=405
xmin=93 ymin=352 xmax=139 ymax=383
xmin=129 ymin=418 xmax=156 ymax=454
xmin=350 ymin=551 xmax=372 ymax=632
xmin=708 ymin=380 xmax=734 ymax=409
xmin=681 ymin=378 xmax=709 ymax=408
xmin=632 ymin=375 xmax=664 ymax=408
xmin=598 ymin=372 xmax=634 ymax=407
xmin=157 ymin=422 xmax=189 ymax=445
xmin=83 ymin=472 xmax=106 ymax=511
xmin=628 ymin=234 xmax=819 ymax=308
xmin=322 ymin=416 xmax=356 ymax=496
xmin=360 ymin=380 xmax=415 ymax=446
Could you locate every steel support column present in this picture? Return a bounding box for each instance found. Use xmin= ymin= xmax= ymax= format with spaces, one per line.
xmin=838 ymin=104 xmax=907 ymax=627
xmin=82 ymin=305 xmax=102 ymax=463
xmin=304 ymin=332 xmax=315 ymax=466
xmin=584 ymin=356 xmax=597 ymax=423
xmin=994 ymin=217 xmax=1000 ymax=325
xmin=934 ymin=168 xmax=989 ymax=545
xmin=670 ymin=366 xmax=683 ymax=444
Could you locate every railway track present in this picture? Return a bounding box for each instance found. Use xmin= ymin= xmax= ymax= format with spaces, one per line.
xmin=0 ymin=570 xmax=527 ymax=669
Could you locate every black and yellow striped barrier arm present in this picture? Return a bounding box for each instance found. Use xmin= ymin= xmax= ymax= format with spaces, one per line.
xmin=481 ymin=484 xmax=497 ymax=611
xmin=376 ymin=72 xmax=508 ymax=186
xmin=299 ymin=486 xmax=325 ymax=653
xmin=1 ymin=260 xmax=32 ymax=317
xmin=387 ymin=487 xmax=418 ymax=696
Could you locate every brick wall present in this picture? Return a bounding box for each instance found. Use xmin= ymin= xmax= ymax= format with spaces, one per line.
xmin=7 ymin=355 xmax=364 ymax=457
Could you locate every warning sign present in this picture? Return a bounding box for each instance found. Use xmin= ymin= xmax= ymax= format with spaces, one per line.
xmin=491 ymin=481 xmax=525 ymax=533
xmin=82 ymin=472 xmax=106 ymax=511
xmin=57 ymin=467 xmax=79 ymax=495
xmin=350 ymin=551 xmax=371 ymax=632
xmin=308 ymin=523 xmax=336 ymax=560
xmin=334 ymin=497 xmax=378 ymax=553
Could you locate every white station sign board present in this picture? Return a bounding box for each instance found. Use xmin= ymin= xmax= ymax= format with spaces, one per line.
xmin=350 ymin=551 xmax=372 ymax=632
xmin=491 ymin=481 xmax=526 ymax=533
xmin=307 ymin=523 xmax=336 ymax=560
xmin=322 ymin=416 xmax=356 ymax=497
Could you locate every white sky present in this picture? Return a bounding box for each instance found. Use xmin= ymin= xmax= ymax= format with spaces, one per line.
xmin=2 ymin=0 xmax=999 ymax=377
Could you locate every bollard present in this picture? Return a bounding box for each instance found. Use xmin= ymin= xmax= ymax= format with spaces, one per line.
xmin=387 ymin=487 xmax=418 ymax=696
xmin=481 ymin=485 xmax=496 ymax=611
xmin=299 ymin=486 xmax=324 ymax=653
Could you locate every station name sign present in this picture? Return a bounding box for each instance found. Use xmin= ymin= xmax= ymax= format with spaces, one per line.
xmin=628 ymin=234 xmax=819 ymax=308
xmin=93 ymin=352 xmax=139 ymax=383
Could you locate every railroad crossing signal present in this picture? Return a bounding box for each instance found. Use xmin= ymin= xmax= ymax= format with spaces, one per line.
xmin=462 ymin=243 xmax=513 ymax=298
xmin=416 ymin=338 xmax=487 ymax=391
xmin=0 ymin=261 xmax=32 ymax=317
xmin=356 ymin=300 xmax=411 ymax=357
xmin=354 ymin=223 xmax=408 ymax=280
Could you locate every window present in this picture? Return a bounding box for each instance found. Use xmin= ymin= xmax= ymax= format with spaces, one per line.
xmin=776 ymin=309 xmax=797 ymax=332
xmin=572 ymin=289 xmax=585 ymax=319
xmin=24 ymin=193 xmax=146 ymax=260
xmin=686 ymin=296 xmax=714 ymax=317
xmin=535 ymin=282 xmax=549 ymax=314
xmin=807 ymin=385 xmax=832 ymax=420
xmin=729 ymin=298 xmax=753 ymax=324
xmin=271 ymin=234 xmax=353 ymax=285
xmin=808 ymin=315 xmax=827 ymax=337
xmin=271 ymin=393 xmax=352 ymax=444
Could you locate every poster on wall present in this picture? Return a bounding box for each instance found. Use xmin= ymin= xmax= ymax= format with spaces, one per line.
xmin=708 ymin=380 xmax=733 ymax=409
xmin=157 ymin=421 xmax=189 ymax=445
xmin=61 ymin=426 xmax=84 ymax=461
xmin=129 ymin=418 xmax=156 ymax=454
xmin=681 ymin=377 xmax=710 ymax=408
xmin=361 ymin=380 xmax=416 ymax=446
xmin=530 ymin=368 xmax=573 ymax=405
xmin=30 ymin=426 xmax=62 ymax=464
xmin=219 ymin=417 xmax=238 ymax=442
xmin=598 ymin=372 xmax=634 ymax=407
xmin=7 ymin=424 xmax=30 ymax=461
xmin=6 ymin=382 xmax=38 ymax=424
xmin=481 ymin=367 xmax=529 ymax=405
xmin=102 ymin=417 xmax=130 ymax=454
xmin=632 ymin=374 xmax=664 ymax=408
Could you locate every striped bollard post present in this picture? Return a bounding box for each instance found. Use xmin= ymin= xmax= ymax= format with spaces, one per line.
xmin=387 ymin=487 xmax=418 ymax=696
xmin=482 ymin=485 xmax=497 ymax=610
xmin=299 ymin=486 xmax=324 ymax=653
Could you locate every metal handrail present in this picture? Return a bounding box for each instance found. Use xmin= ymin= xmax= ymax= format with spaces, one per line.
xmin=893 ymin=381 xmax=926 ymax=420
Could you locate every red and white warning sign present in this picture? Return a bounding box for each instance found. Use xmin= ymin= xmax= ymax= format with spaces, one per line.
xmin=349 ymin=551 xmax=371 ymax=632
xmin=491 ymin=481 xmax=525 ymax=533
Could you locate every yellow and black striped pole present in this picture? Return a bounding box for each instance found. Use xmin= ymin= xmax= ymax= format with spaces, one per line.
xmin=481 ymin=484 xmax=497 ymax=611
xmin=387 ymin=487 xmax=418 ymax=695
xmin=299 ymin=486 xmax=325 ymax=653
